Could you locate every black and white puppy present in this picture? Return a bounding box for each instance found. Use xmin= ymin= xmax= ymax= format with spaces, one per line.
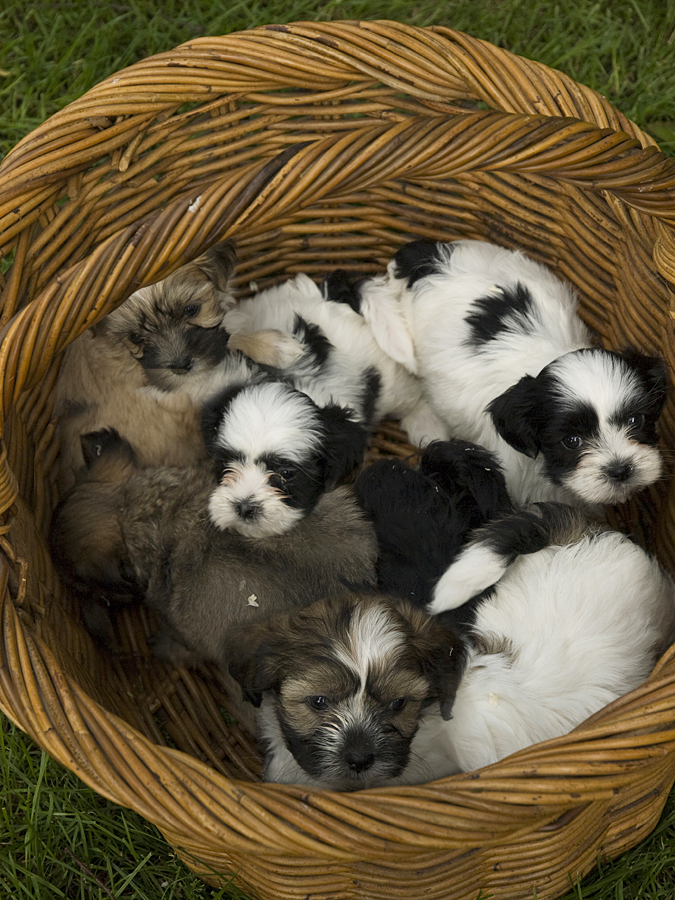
xmin=354 ymin=439 xmax=511 ymax=610
xmin=202 ymin=379 xmax=368 ymax=538
xmin=222 ymin=271 xmax=426 ymax=431
xmin=358 ymin=239 xmax=668 ymax=507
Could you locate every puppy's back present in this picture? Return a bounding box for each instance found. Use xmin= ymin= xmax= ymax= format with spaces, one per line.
xmin=422 ymin=531 xmax=675 ymax=774
xmin=55 ymin=329 xmax=207 ymax=494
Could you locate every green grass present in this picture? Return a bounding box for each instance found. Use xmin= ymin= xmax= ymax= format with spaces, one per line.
xmin=2 ymin=1 xmax=675 ymax=897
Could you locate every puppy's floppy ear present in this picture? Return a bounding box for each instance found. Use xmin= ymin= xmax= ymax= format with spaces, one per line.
xmin=392 ymin=239 xmax=445 ymax=287
xmin=487 ymin=375 xmax=543 ymax=459
xmin=359 ymin=282 xmax=418 ymax=374
xmin=321 ymin=269 xmax=364 ymax=313
xmin=317 ymin=404 xmax=369 ymax=486
xmin=194 ymin=239 xmax=237 ymax=293
xmin=398 ymin=602 xmax=466 ymax=721
xmin=228 ymin=621 xmax=287 ymax=707
xmin=618 ymin=347 xmax=668 ymax=414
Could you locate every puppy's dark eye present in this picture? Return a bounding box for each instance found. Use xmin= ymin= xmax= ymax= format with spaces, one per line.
xmin=183 ymin=303 xmax=201 ymax=318
xmin=278 ymin=467 xmax=297 ymax=481
xmin=306 ymin=696 xmax=330 ymax=711
xmin=388 ymin=697 xmax=407 ymax=713
xmin=128 ymin=332 xmax=144 ymax=345
xmin=561 ymin=435 xmax=583 ymax=451
xmin=626 ymin=413 xmax=645 ymax=430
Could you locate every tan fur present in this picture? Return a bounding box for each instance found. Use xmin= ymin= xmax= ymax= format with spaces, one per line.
xmin=55 ymin=329 xmax=206 ymax=494
xmin=55 ymin=240 xmax=304 ymax=495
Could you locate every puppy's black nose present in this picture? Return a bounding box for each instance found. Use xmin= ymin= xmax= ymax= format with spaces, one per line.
xmin=343 ymin=743 xmax=375 ymax=773
xmin=605 ymin=461 xmax=634 ymax=483
xmin=169 ymin=357 xmax=194 ymax=373
xmin=236 ymin=499 xmax=261 ymax=520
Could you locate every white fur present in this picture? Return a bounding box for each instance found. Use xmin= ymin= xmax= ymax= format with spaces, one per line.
xmin=412 ymin=532 xmax=675 ymax=778
xmin=223 ymin=273 xmax=424 ymax=425
xmin=207 ymin=460 xmax=305 ymax=538
xmin=334 ymin=602 xmax=406 ymax=684
xmin=359 ymin=240 xmax=663 ymax=505
xmin=213 ymin=381 xmax=323 ymax=461
xmin=429 ymin=544 xmax=509 ymax=614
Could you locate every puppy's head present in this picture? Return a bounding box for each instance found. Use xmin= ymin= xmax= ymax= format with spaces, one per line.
xmin=488 ymin=347 xmax=667 ymax=505
xmin=230 ymin=592 xmax=464 ymax=790
xmin=202 ymin=380 xmax=368 ymax=538
xmin=50 ymin=429 xmax=141 ymax=598
xmin=104 ymin=239 xmax=237 ymax=392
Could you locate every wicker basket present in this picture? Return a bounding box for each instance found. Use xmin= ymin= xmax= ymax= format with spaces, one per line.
xmin=2 ymin=20 xmax=675 ymax=900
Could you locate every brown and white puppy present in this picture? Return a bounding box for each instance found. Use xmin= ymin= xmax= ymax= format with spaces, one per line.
xmin=50 ymin=429 xmax=378 ymax=668
xmin=229 ymin=592 xmax=464 ymax=791
xmin=55 ymin=240 xmax=302 ymax=493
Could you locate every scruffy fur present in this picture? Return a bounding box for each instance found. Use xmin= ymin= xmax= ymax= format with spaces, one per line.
xmin=229 ymin=592 xmax=464 ymax=791
xmin=55 ymin=240 xmax=299 ymax=493
xmin=233 ymin=502 xmax=675 ymax=789
xmin=50 ymin=429 xmax=378 ymax=670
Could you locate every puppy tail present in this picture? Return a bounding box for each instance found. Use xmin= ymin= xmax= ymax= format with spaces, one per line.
xmin=428 ymin=502 xmax=589 ymax=614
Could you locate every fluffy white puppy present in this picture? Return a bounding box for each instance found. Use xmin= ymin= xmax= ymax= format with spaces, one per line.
xmin=358 ymin=239 xmax=667 ymax=507
xmin=415 ymin=503 xmax=675 ymax=776
xmin=222 ymin=271 xmax=428 ymax=431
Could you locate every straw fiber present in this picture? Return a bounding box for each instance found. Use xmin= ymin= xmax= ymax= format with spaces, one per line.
xmin=1 ymin=19 xmax=675 ymax=900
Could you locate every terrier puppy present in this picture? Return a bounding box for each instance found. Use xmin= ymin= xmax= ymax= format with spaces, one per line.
xmin=50 ymin=428 xmax=377 ymax=668
xmin=354 ymin=439 xmax=512 ymax=609
xmin=202 ymin=379 xmax=369 ymax=538
xmin=357 ymin=239 xmax=668 ymax=508
xmin=235 ymin=502 xmax=675 ymax=789
xmin=413 ymin=502 xmax=675 ymax=776
xmin=229 ymin=591 xmax=464 ymax=791
xmin=221 ymin=270 xmax=426 ymax=430
xmin=55 ymin=240 xmax=298 ymax=493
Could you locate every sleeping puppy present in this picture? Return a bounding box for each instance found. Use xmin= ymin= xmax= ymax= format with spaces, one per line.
xmin=202 ymin=379 xmax=369 ymax=537
xmin=221 ymin=270 xmax=426 ymax=431
xmin=233 ymin=503 xmax=675 ymax=789
xmin=55 ymin=239 xmax=300 ymax=493
xmin=413 ymin=502 xmax=675 ymax=776
xmin=357 ymin=239 xmax=668 ymax=507
xmin=50 ymin=428 xmax=377 ymax=667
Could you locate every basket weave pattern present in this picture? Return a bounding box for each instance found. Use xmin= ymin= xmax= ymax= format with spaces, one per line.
xmin=2 ymin=20 xmax=675 ymax=899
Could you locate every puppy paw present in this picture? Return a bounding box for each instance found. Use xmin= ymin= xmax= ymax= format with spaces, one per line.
xmin=428 ymin=544 xmax=508 ymax=614
xmin=228 ymin=329 xmax=305 ymax=368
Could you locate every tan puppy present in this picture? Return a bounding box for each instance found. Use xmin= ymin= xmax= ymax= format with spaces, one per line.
xmin=55 ymin=240 xmax=302 ymax=493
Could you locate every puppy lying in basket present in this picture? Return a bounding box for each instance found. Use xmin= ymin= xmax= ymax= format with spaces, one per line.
xmin=354 ymin=239 xmax=668 ymax=509
xmin=221 ymin=269 xmax=426 ymax=432
xmin=230 ymin=443 xmax=675 ymax=790
xmin=50 ymin=427 xmax=377 ymax=661
xmin=54 ymin=239 xmax=304 ymax=493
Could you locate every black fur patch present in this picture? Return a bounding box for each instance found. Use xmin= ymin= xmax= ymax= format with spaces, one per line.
xmin=361 ymin=367 xmax=382 ymax=425
xmin=322 ymin=269 xmax=363 ymax=313
xmin=292 ymin=315 xmax=333 ymax=367
xmin=354 ymin=440 xmax=511 ymax=610
xmin=465 ymin=283 xmax=534 ymax=348
xmin=393 ymin=240 xmax=446 ymax=288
